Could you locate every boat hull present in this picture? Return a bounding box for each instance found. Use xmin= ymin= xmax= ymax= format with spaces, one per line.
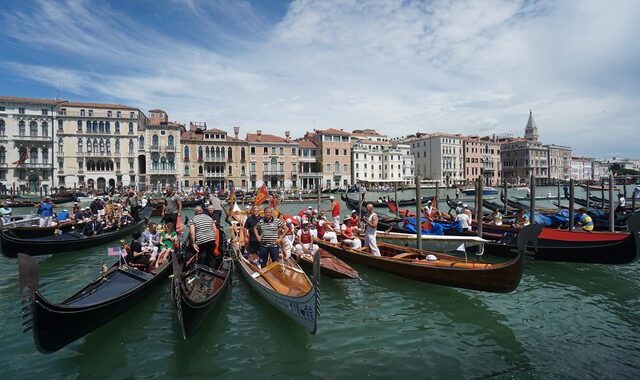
xmin=294 ymin=249 xmax=359 ymax=279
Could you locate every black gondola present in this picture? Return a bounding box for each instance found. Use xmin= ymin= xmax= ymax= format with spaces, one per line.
xmin=18 ymin=252 xmax=172 ymax=353
xmin=181 ymin=199 xmax=205 ymax=208
xmin=0 ymin=205 xmax=152 ymax=258
xmin=171 ymin=241 xmax=232 ymax=340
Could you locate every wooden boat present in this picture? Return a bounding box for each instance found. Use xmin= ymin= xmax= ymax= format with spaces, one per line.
xmin=580 ymin=184 xmax=620 ymax=192
xmin=315 ymin=234 xmax=528 ymax=293
xmin=181 ymin=198 xmax=205 ymax=208
xmin=171 ymin=248 xmax=233 ymax=340
xmin=50 ymin=192 xmax=76 ymax=204
xmin=514 ymin=193 xmax=556 ymax=201
xmin=461 ymin=187 xmax=498 ymax=196
xmin=0 ymin=205 xmax=152 ymax=258
xmin=0 ymin=214 xmax=41 ymax=230
xmin=484 ymin=213 xmax=640 ymax=264
xmin=151 ymin=202 xmax=164 ymax=217
xmin=17 ymin=252 xmax=172 ymax=353
xmin=371 ymin=230 xmax=489 ymax=243
xmin=293 ymin=248 xmax=359 ymax=279
xmin=4 ymin=200 xmax=37 ymax=208
xmin=232 ymin=245 xmax=320 ymax=334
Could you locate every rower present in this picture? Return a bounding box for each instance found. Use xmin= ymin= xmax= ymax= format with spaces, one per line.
xmin=328 ymin=195 xmax=341 ymax=230
xmin=294 ymin=220 xmax=319 ymax=256
xmin=36 ymin=196 xmax=56 ymax=227
xmin=350 ymin=210 xmax=359 ymax=228
xmin=0 ymin=203 xmax=12 ymax=224
xmin=455 ymin=207 xmax=472 ymax=231
xmin=341 ymin=218 xmax=362 ymax=249
xmin=616 ymin=193 xmax=626 ymax=215
xmin=283 ymin=218 xmax=296 ymax=258
xmin=515 ymin=209 xmax=530 ymax=227
xmin=576 ymin=208 xmax=594 ymax=231
xmin=316 ymin=216 xmax=338 ymax=244
xmin=363 ymin=203 xmax=380 ymax=256
xmin=492 ymin=208 xmax=503 ymax=226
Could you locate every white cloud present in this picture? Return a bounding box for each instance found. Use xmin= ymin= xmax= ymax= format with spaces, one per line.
xmin=2 ymin=0 xmax=640 ymax=156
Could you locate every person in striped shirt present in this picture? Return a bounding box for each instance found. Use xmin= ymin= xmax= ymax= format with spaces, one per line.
xmin=189 ymin=206 xmax=216 ymax=267
xmin=253 ymin=207 xmax=286 ymax=268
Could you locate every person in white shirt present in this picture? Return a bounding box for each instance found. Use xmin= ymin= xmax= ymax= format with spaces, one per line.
xmin=616 ymin=193 xmax=626 ymax=214
xmin=455 ymin=208 xmax=472 ymax=231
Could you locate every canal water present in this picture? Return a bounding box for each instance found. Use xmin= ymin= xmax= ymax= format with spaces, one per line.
xmin=0 ymin=187 xmax=639 ymax=378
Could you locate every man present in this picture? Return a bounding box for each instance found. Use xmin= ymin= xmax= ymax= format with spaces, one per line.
xmin=363 ymin=203 xmax=380 ymax=256
xmin=0 ymin=203 xmax=12 ymax=224
xmin=125 ymin=188 xmax=140 ymax=220
xmin=56 ymin=209 xmax=70 ymax=223
xmin=616 ymin=193 xmax=626 ymax=214
xmin=294 ymin=220 xmax=319 ymax=256
xmin=244 ymin=206 xmax=261 ymax=259
xmin=163 ymin=186 xmax=182 ymax=226
xmin=36 ymin=196 xmax=55 ymax=227
xmin=208 ymin=191 xmax=224 ymax=223
xmin=491 ymin=208 xmax=503 ymax=226
xmin=119 ymin=211 xmax=134 ymax=227
xmin=90 ymin=197 xmax=105 ymax=217
xmin=341 ymin=218 xmax=362 ymax=249
xmin=316 ymin=216 xmax=338 ymax=244
xmin=190 ymin=206 xmax=217 ymax=267
xmin=455 ymin=207 xmax=472 ymax=231
xmin=576 ymin=208 xmax=594 ymax=231
xmin=254 ymin=207 xmax=286 ymax=268
xmin=514 ymin=209 xmax=530 ymax=227
xmin=82 ymin=214 xmax=102 ymax=236
xmin=328 ymin=195 xmax=341 ymax=230
xmin=350 ymin=210 xmax=359 ymax=228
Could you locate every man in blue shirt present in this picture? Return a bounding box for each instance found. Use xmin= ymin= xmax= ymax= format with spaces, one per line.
xmin=56 ymin=209 xmax=70 ymax=223
xmin=36 ymin=196 xmax=56 ymax=227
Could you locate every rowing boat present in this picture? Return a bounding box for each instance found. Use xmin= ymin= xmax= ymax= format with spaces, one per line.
xmin=17 ymin=252 xmax=172 ymax=353
xmin=315 ymin=231 xmax=530 ymax=293
xmin=232 ymin=245 xmax=320 ymax=334
xmin=171 ymin=248 xmax=232 ymax=340
xmin=293 ymin=248 xmax=359 ymax=279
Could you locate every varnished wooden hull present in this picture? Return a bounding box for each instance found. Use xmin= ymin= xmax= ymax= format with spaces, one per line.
xmin=294 ymin=249 xmax=359 ymax=279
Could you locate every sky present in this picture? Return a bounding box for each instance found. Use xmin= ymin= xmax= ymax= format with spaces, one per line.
xmin=1 ymin=0 xmax=639 ymax=157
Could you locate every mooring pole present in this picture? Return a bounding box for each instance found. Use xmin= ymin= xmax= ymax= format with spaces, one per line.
xmin=601 ymin=178 xmax=605 ymax=211
xmin=503 ymin=180 xmax=508 ymax=214
xmin=609 ymin=174 xmax=615 ymax=232
xmin=530 ymin=174 xmax=536 ymax=225
xmin=394 ymin=186 xmax=399 ymax=218
xmin=415 ymin=174 xmax=422 ymax=250
xmin=569 ymin=178 xmax=575 ymax=230
xmin=586 ymin=183 xmax=590 ymax=209
xmin=557 ymin=182 xmax=561 ymax=211
xmin=477 ymin=177 xmax=483 ymax=238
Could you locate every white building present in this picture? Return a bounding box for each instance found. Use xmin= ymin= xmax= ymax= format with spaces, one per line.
xmin=142 ymin=109 xmax=182 ymax=190
xmin=571 ymin=157 xmax=593 ymax=180
xmin=0 ymin=96 xmax=60 ymax=193
xmin=401 ymin=132 xmax=464 ymax=187
xmin=351 ymin=129 xmax=414 ymax=186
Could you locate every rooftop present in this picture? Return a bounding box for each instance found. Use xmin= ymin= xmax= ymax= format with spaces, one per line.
xmin=314 ymin=128 xmax=351 ymax=136
xmin=0 ymin=95 xmax=64 ymax=106
xmin=246 ymin=132 xmax=297 ymax=144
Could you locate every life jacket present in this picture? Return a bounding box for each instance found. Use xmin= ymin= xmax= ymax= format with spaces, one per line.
xmin=316 ymin=222 xmax=325 ymax=238
xmin=343 ymin=225 xmax=354 ymax=239
xmin=350 ymin=216 xmax=359 ymax=226
xmin=300 ymin=229 xmax=312 ymax=244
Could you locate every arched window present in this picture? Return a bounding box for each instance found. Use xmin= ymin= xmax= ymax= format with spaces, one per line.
xmin=41 ymin=122 xmax=48 ymax=137
xmin=86 ymin=120 xmax=91 ymax=133
xmin=128 ymin=122 xmax=133 ymax=133
xmin=228 ymin=165 xmax=232 ymax=176
xmin=240 ymin=147 xmax=245 ymax=161
xmin=128 ymin=139 xmax=134 ymax=153
xmin=58 ymin=137 xmax=64 ymax=153
xmin=0 ymin=146 xmax=6 ymax=163
xmin=99 ymin=138 xmax=105 ymax=152
xmin=184 ymin=146 xmax=190 ymax=160
xmin=0 ymin=119 xmax=5 ymax=135
xmin=270 ymin=158 xmax=278 ymax=172
xmin=105 ymin=121 xmax=110 ymax=133
xmin=184 ymin=165 xmax=190 ymax=175
xmin=334 ymin=161 xmax=340 ymax=173
xmin=87 ymin=138 xmax=92 ymax=152
xmin=106 ymin=139 xmax=111 ymax=153
xmin=107 ymin=160 xmax=114 ymax=171
xmin=139 ymin=135 xmax=144 ymax=149
xmin=30 ymin=147 xmax=38 ymax=162
xmin=152 ymin=134 xmax=159 ymax=147
xmin=228 ymin=147 xmax=233 ymax=161
xmin=160 ymin=156 xmax=167 ymax=169
xmin=42 ymin=148 xmax=48 ymax=163
xmin=168 ymin=153 xmax=175 ymax=169
xmin=99 ymin=121 xmax=105 ymax=133
xmin=205 ymin=146 xmax=210 ymax=159
xmin=151 ymin=153 xmax=159 ymax=170
xmin=18 ymin=121 xmax=25 ymax=136
xmin=115 ymin=139 xmax=120 ymax=153
xmin=198 ymin=146 xmax=203 ymax=160
xmin=92 ymin=121 xmax=98 ymax=133
xmin=168 ymin=135 xmax=174 ymax=147
xmin=241 ymin=165 xmax=245 ymax=175
xmin=30 ymin=121 xmax=38 ymax=136
xmin=93 ymin=139 xmax=98 ymax=153
xmin=198 ymin=165 xmax=203 ymax=175
xmin=78 ymin=138 xmax=83 ymax=153
xmin=77 ymin=120 xmax=82 ymax=131
xmin=115 ymin=121 xmax=120 ymax=132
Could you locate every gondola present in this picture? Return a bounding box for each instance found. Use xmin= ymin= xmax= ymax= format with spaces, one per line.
xmin=232 ymin=245 xmax=320 ymax=334
xmin=171 ymin=244 xmax=233 ymax=340
xmin=50 ymin=193 xmax=76 ymax=204
xmin=0 ymin=214 xmax=41 ymax=230
xmin=181 ymin=198 xmax=205 ymax=208
xmin=293 ymin=248 xmax=359 ymax=279
xmin=17 ymin=251 xmax=172 ymax=353
xmin=315 ymin=229 xmax=530 ymax=293
xmin=484 ymin=213 xmax=640 ymax=264
xmin=461 ymin=187 xmax=498 ymax=196
xmin=7 ymin=221 xmax=77 ymax=239
xmin=4 ymin=200 xmax=37 ymax=208
xmin=0 ymin=205 xmax=152 ymax=258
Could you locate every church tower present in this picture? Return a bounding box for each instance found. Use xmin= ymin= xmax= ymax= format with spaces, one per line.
xmin=524 ymin=109 xmax=539 ymax=141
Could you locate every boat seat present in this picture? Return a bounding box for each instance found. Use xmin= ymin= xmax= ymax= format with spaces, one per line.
xmin=392 ymin=252 xmax=416 ymax=259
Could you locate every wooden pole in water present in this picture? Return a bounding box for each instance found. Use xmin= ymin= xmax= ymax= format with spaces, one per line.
xmin=317 ymin=183 xmax=321 ymax=212
xmin=503 ymin=180 xmax=508 ymax=214
xmin=477 ymin=176 xmax=483 ymax=238
xmin=609 ymin=174 xmax=615 ymax=232
xmin=415 ymin=174 xmax=422 ymax=250
xmin=569 ymin=178 xmax=575 ymax=230
xmin=585 ymin=183 xmax=590 ymax=209
xmin=435 ymin=180 xmax=440 ymax=208
xmin=530 ymin=174 xmax=536 ymax=224
xmin=557 ymin=182 xmax=561 ymax=211
xmin=394 ymin=186 xmax=399 ymax=218
xmin=601 ymin=178 xmax=605 ymax=211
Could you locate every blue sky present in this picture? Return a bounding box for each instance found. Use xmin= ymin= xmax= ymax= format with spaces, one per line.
xmin=2 ymin=0 xmax=639 ymax=157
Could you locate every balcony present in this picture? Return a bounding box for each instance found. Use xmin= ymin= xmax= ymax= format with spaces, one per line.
xmin=299 ymin=171 xmax=322 ymax=177
xmin=205 ymin=156 xmax=226 ymax=163
xmin=290 ymin=171 xmax=298 ymax=177
xmin=165 ymin=145 xmax=176 ymax=152
xmin=81 ymin=151 xmax=114 ymax=157
xmin=264 ymin=169 xmax=285 ymax=176
xmin=333 ymin=171 xmax=342 ymax=177
xmin=13 ymin=134 xmax=52 ymax=142
xmin=205 ymin=172 xmax=225 ymax=178
xmin=150 ymin=145 xmax=160 ymax=152
xmin=149 ymin=167 xmax=177 ymax=175
xmin=21 ymin=162 xmax=52 ymax=169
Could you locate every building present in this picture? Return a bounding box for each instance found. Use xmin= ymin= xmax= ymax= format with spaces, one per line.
xmin=463 ymin=135 xmax=502 ymax=186
xmin=545 ymin=144 xmax=572 ymax=182
xmin=351 ymin=129 xmax=414 ymax=186
xmin=297 ymin=139 xmax=322 ymax=190
xmin=403 ymin=132 xmax=464 ymax=186
xmin=181 ymin=123 xmax=248 ymax=190
xmin=246 ymin=130 xmax=299 ymax=190
xmin=141 ymin=109 xmax=182 ymax=190
xmin=311 ymin=128 xmax=352 ymax=189
xmin=0 ymin=96 xmax=60 ymax=193
xmin=56 ymin=101 xmax=144 ymax=190
xmin=571 ymin=156 xmax=593 ymax=180
xmin=592 ymin=160 xmax=611 ymax=180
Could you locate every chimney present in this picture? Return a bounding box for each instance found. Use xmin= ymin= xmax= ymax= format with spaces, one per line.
xmin=233 ymin=126 xmax=239 ymax=139
xmin=256 ymin=129 xmax=262 ymax=142
xmin=285 ymin=131 xmax=290 ymax=141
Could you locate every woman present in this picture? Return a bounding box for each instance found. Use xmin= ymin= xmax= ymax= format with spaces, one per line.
xmin=156 ymin=222 xmax=178 ymax=268
xmin=123 ymin=231 xmax=156 ymax=270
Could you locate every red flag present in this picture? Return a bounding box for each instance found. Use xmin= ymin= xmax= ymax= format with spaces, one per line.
xmin=253 ymin=184 xmax=269 ymax=206
xmin=107 ymin=247 xmax=126 ymax=257
xmin=387 ymin=200 xmax=398 ymax=214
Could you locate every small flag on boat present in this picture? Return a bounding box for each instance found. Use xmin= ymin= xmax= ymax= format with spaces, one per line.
xmin=107 ymin=247 xmax=126 ymax=257
xmin=456 ymin=243 xmax=466 ymax=253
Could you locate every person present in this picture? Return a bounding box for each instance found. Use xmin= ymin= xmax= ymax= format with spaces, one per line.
xmin=282 ymin=218 xmax=296 ymax=258
xmin=455 ymin=188 xmax=460 ymax=199
xmin=229 ymin=220 xmax=242 ymax=250
xmin=455 ymin=202 xmax=464 ymax=215
xmin=243 ymin=206 xmax=261 ymax=258
xmin=363 ymin=204 xmax=380 ymax=256
xmin=491 ymin=208 xmax=503 ymax=226
xmin=316 ymin=218 xmax=338 ymax=244
xmin=294 ymin=220 xmax=319 ymax=256
xmin=124 ymin=231 xmax=152 ymax=269
xmin=576 ymin=208 xmax=594 ymax=231
xmin=141 ymin=222 xmax=161 ymax=259
xmin=350 ymin=210 xmax=359 ymax=228
xmin=329 ymin=195 xmax=341 ymax=230
xmin=125 ymin=188 xmax=140 ymax=221
xmin=90 ymin=197 xmax=105 ymax=217
xmin=35 ymin=196 xmax=55 ymax=227
xmin=163 ymin=186 xmax=182 ymax=226
xmin=119 ymin=211 xmax=134 ymax=227
xmin=82 ymin=214 xmax=103 ymax=236
xmin=156 ymin=222 xmax=177 ymax=268
xmin=253 ymin=207 xmax=286 ymax=268
xmin=341 ymin=218 xmax=362 ymax=249
xmin=616 ymin=193 xmax=626 ymax=214
xmin=190 ymin=206 xmax=216 ymax=267
xmin=210 ymin=220 xmax=224 ymax=269
xmin=515 ymin=209 xmax=530 ymax=227
xmin=455 ymin=207 xmax=472 ymax=231
xmin=208 ymin=191 xmax=223 ymax=223
xmin=0 ymin=203 xmax=12 ymax=224
xmin=56 ymin=209 xmax=70 ymax=223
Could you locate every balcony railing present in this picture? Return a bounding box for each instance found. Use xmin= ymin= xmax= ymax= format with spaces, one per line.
xmin=21 ymin=162 xmax=52 ymax=169
xmin=14 ymin=134 xmax=52 ymax=141
xmin=149 ymin=168 xmax=177 ymax=174
xmin=264 ymin=169 xmax=285 ymax=176
xmin=205 ymin=172 xmax=225 ymax=178
xmin=205 ymin=156 xmax=226 ymax=162
xmin=150 ymin=145 xmax=160 ymax=151
xmin=333 ymin=171 xmax=342 ymax=177
xmin=299 ymin=172 xmax=322 ymax=177
xmin=165 ymin=145 xmax=176 ymax=152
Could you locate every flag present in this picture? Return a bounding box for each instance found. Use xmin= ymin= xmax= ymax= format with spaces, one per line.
xmin=12 ymin=147 xmax=28 ymax=166
xmin=253 ymin=184 xmax=269 ymax=206
xmin=108 ymin=247 xmax=126 ymax=257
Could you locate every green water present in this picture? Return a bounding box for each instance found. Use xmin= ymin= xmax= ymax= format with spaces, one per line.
xmin=1 ymin=188 xmax=639 ymax=379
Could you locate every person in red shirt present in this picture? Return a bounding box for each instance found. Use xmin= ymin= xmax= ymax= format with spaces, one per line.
xmin=328 ymin=195 xmax=341 ymax=230
xmin=350 ymin=210 xmax=359 ymax=228
xmin=294 ymin=220 xmax=319 ymax=256
xmin=341 ymin=218 xmax=361 ymax=249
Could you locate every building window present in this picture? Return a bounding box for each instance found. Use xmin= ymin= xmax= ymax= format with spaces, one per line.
xmin=57 ymin=119 xmax=63 ymax=131
xmin=128 ymin=122 xmax=133 ymax=133
xmin=18 ymin=121 xmax=25 ymax=135
xmin=115 ymin=122 xmax=120 ymax=133
xmin=41 ymin=122 xmax=48 ymax=137
xmin=152 ymin=134 xmax=159 ymax=147
xmin=326 ymin=149 xmax=330 ymax=155
xmin=41 ymin=109 xmax=48 ymax=116
xmin=130 ymin=112 xmax=134 ymax=119
xmin=58 ymin=137 xmax=63 ymax=153
xmin=129 ymin=139 xmax=134 ymax=154
xmin=115 ymin=139 xmax=120 ymax=153
xmin=326 ymin=163 xmax=330 ymax=172
xmin=250 ymin=147 xmax=255 ymax=154
xmin=30 ymin=121 xmax=38 ymax=136
xmin=0 ymin=147 xmax=5 ymax=163
xmin=107 ymin=111 xmax=112 ymax=118
xmin=105 ymin=121 xmax=110 ymax=133
xmin=88 ymin=110 xmax=93 ymax=117
xmin=0 ymin=119 xmax=5 ymax=135
xmin=78 ymin=138 xmax=83 ymax=153
xmin=184 ymin=146 xmax=190 ymax=160
xmin=335 ymin=149 xmax=339 ymax=155
xmin=343 ymin=164 xmax=347 ymax=173
xmin=184 ymin=165 xmax=189 ymax=175
xmin=42 ymin=148 xmax=48 ymax=163
xmin=92 ymin=121 xmax=98 ymax=133
xmin=263 ymin=147 xmax=268 ymax=155
xmin=19 ymin=108 xmax=25 ymax=114
xmin=168 ymin=135 xmax=174 ymax=147
xmin=30 ymin=148 xmax=38 ymax=162
xmin=279 ymin=147 xmax=284 ymax=155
